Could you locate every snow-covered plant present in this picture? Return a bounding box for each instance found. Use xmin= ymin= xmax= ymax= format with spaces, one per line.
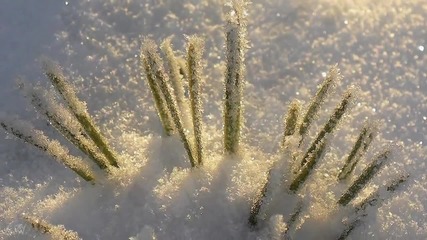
xmin=24 ymin=216 xmax=80 ymax=240
xmin=0 ymin=0 xmax=410 ymax=239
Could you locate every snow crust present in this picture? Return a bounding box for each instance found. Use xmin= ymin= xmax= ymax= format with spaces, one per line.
xmin=1 ymin=0 xmax=427 ymax=239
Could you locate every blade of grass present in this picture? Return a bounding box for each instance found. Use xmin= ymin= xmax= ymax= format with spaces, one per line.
xmin=161 ymin=37 xmax=187 ymax=114
xmin=248 ymin=169 xmax=272 ymax=227
xmin=281 ymin=100 xmax=300 ymax=148
xmin=142 ymin=44 xmax=175 ymax=136
xmin=298 ymin=66 xmax=341 ymax=141
xmin=187 ymin=35 xmax=205 ymax=165
xmin=0 ymin=115 xmax=95 ymax=182
xmin=24 ymin=216 xmax=81 ymax=240
xmin=337 ymin=219 xmax=362 ymax=240
xmin=223 ymin=0 xmax=249 ymax=154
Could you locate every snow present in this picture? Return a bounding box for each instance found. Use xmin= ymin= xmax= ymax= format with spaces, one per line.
xmin=1 ymin=0 xmax=427 ymax=239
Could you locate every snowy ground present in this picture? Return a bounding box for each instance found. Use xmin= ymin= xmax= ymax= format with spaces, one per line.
xmin=1 ymin=0 xmax=426 ymax=239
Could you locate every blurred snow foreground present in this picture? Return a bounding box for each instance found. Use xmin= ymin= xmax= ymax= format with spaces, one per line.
xmin=1 ymin=0 xmax=427 ymax=239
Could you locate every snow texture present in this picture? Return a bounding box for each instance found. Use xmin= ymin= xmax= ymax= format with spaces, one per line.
xmin=1 ymin=0 xmax=427 ymax=239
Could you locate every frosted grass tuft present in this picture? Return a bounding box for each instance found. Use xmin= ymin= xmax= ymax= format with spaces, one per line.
xmin=0 ymin=0 xmax=413 ymax=239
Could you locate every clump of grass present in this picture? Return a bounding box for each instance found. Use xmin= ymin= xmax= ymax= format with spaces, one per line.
xmin=141 ymin=39 xmax=197 ymax=167
xmin=337 ymin=120 xmax=378 ymax=180
xmin=43 ymin=61 xmax=120 ymax=168
xmin=337 ymin=149 xmax=392 ymax=206
xmin=0 ymin=0 xmax=406 ymax=239
xmin=19 ymin=81 xmax=110 ymax=170
xmin=290 ymin=86 xmax=357 ymax=192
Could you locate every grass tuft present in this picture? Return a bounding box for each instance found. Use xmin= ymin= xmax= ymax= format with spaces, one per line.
xmin=43 ymin=60 xmax=120 ymax=168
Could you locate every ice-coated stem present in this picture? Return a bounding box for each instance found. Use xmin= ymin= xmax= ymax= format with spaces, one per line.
xmin=0 ymin=115 xmax=95 ymax=182
xmin=24 ymin=216 xmax=81 ymax=240
xmin=337 ymin=219 xmax=361 ymax=240
xmin=187 ymin=35 xmax=205 ymax=166
xmin=161 ymin=37 xmax=187 ymax=114
xmin=283 ymin=201 xmax=304 ymax=237
xmin=248 ymin=169 xmax=271 ymax=227
xmin=281 ymin=100 xmax=300 ymax=148
xmin=338 ymin=120 xmax=378 ymax=180
xmin=142 ymin=39 xmax=197 ymax=167
xmin=337 ymin=149 xmax=392 ymax=206
xmin=223 ymin=0 xmax=249 ymax=154
xmin=298 ymin=66 xmax=341 ymax=142
xmin=43 ymin=60 xmax=120 ymax=168
xmin=142 ymin=44 xmax=175 ymax=136
xmin=289 ymin=88 xmax=356 ymax=192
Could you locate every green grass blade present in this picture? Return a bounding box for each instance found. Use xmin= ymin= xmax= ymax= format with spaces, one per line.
xmin=284 ymin=201 xmax=304 ymax=235
xmin=338 ymin=120 xmax=378 ymax=180
xmin=223 ymin=0 xmax=249 ymax=154
xmin=298 ymin=66 xmax=341 ymax=140
xmin=248 ymin=169 xmax=271 ymax=227
xmin=187 ymin=35 xmax=205 ymax=165
xmin=281 ymin=100 xmax=300 ymax=148
xmin=161 ymin=37 xmax=187 ymax=114
xmin=337 ymin=219 xmax=361 ymax=240
xmin=355 ymin=174 xmax=408 ymax=212
xmin=142 ymin=44 xmax=175 ymax=136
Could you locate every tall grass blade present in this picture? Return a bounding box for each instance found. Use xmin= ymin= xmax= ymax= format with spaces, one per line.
xmin=298 ymin=66 xmax=341 ymax=141
xmin=142 ymin=43 xmax=175 ymax=136
xmin=187 ymin=35 xmax=205 ymax=165
xmin=248 ymin=169 xmax=272 ymax=227
xmin=223 ymin=0 xmax=249 ymax=154
xmin=337 ymin=219 xmax=361 ymax=240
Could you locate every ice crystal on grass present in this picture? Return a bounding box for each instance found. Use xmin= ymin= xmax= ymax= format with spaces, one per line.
xmin=24 ymin=216 xmax=81 ymax=240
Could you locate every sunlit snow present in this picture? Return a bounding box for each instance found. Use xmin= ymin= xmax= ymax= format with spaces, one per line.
xmin=0 ymin=0 xmax=426 ymax=239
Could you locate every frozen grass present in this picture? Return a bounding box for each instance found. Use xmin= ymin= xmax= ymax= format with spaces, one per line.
xmin=1 ymin=0 xmax=426 ymax=239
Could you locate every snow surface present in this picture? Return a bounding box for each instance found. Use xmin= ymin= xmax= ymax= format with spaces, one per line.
xmin=1 ymin=0 xmax=427 ymax=239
